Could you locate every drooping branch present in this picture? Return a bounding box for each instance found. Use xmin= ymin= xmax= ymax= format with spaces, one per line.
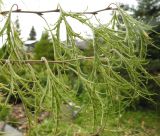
xmin=0 ymin=4 xmax=117 ymax=16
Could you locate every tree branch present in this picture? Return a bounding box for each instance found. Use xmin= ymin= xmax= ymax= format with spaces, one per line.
xmin=0 ymin=57 xmax=96 ymax=65
xmin=0 ymin=5 xmax=117 ymax=16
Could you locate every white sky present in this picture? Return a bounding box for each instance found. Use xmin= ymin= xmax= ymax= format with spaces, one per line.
xmin=1 ymin=0 xmax=137 ymax=42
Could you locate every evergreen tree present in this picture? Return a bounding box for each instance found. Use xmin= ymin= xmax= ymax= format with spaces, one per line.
xmin=131 ymin=0 xmax=160 ymax=108
xmin=14 ymin=16 xmax=21 ymax=35
xmin=133 ymin=0 xmax=160 ymax=61
xmin=134 ymin=0 xmax=160 ymax=24
xmin=28 ymin=26 xmax=36 ymax=40
xmin=34 ymin=31 xmax=54 ymax=60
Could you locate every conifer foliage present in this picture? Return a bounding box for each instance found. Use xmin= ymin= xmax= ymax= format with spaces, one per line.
xmin=0 ymin=3 xmax=159 ymax=135
xmin=28 ymin=26 xmax=37 ymax=40
xmin=34 ymin=31 xmax=54 ymax=60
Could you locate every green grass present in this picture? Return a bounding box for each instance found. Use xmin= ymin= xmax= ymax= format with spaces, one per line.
xmin=103 ymin=110 xmax=160 ymax=136
xmin=28 ymin=110 xmax=160 ymax=136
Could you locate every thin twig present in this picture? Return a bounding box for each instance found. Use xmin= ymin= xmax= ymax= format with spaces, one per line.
xmin=0 ymin=5 xmax=117 ymax=16
xmin=0 ymin=56 xmax=96 ymax=64
xmin=0 ymin=9 xmax=60 ymax=16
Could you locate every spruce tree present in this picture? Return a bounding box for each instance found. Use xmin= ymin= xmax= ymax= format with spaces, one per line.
xmin=28 ymin=26 xmax=36 ymax=40
xmin=134 ymin=0 xmax=160 ymax=24
xmin=133 ymin=0 xmax=160 ymax=61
